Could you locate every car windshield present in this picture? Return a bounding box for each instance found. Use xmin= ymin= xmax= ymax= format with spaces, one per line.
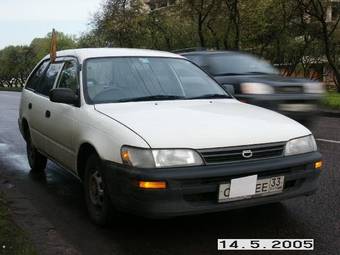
xmin=84 ymin=57 xmax=230 ymax=104
xmin=207 ymin=54 xmax=279 ymax=76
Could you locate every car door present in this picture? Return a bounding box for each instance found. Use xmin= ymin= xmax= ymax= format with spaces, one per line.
xmin=43 ymin=59 xmax=80 ymax=172
xmin=28 ymin=61 xmax=64 ymax=153
xmin=22 ymin=60 xmax=49 ymax=151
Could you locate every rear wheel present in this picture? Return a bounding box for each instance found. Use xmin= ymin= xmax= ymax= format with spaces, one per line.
xmin=84 ymin=153 xmax=114 ymax=226
xmin=26 ymin=132 xmax=47 ymax=172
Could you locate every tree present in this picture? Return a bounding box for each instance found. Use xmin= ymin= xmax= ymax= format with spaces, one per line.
xmin=181 ymin=0 xmax=220 ymax=47
xmin=0 ymin=46 xmax=34 ymax=87
xmin=30 ymin=31 xmax=77 ymax=64
xmin=297 ymin=0 xmax=340 ymax=92
xmin=0 ymin=31 xmax=77 ymax=88
xmin=224 ymin=0 xmax=240 ymax=49
xmin=92 ymin=0 xmax=149 ymax=48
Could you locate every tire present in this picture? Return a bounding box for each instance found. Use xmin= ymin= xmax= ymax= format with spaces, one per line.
xmin=84 ymin=153 xmax=114 ymax=226
xmin=26 ymin=132 xmax=47 ymax=172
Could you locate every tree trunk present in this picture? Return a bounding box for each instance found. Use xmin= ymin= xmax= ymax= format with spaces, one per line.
xmin=198 ymin=15 xmax=205 ymax=47
xmin=233 ymin=0 xmax=240 ymax=49
xmin=321 ymin=20 xmax=340 ymax=92
xmin=207 ymin=20 xmax=220 ymax=49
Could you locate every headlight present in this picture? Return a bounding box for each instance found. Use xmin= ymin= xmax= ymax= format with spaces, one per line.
xmin=284 ymin=135 xmax=317 ymax=156
xmin=304 ymin=82 xmax=325 ymax=94
xmin=121 ymin=146 xmax=204 ymax=168
xmin=241 ymin=82 xmax=274 ymax=94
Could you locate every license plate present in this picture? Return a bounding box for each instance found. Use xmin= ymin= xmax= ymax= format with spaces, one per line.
xmin=279 ymin=104 xmax=316 ymax=112
xmin=218 ymin=176 xmax=285 ymax=203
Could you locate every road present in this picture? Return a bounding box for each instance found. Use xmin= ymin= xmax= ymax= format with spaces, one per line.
xmin=0 ymin=91 xmax=339 ymax=255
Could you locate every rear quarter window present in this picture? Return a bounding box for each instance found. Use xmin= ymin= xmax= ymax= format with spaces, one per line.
xmin=25 ymin=61 xmax=49 ymax=91
xmin=35 ymin=62 xmax=64 ymax=96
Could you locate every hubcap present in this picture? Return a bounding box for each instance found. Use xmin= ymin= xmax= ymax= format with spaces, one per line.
xmin=89 ymin=170 xmax=105 ymax=207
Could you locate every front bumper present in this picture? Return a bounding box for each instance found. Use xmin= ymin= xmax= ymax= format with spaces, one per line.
xmin=102 ymin=152 xmax=322 ymax=218
xmin=236 ymin=94 xmax=322 ymax=122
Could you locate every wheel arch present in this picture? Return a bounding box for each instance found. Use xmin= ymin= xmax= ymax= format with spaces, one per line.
xmin=77 ymin=142 xmax=99 ymax=181
xmin=22 ymin=118 xmax=30 ymax=141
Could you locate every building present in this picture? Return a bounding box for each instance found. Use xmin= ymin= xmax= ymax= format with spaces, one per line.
xmin=326 ymin=0 xmax=340 ymax=23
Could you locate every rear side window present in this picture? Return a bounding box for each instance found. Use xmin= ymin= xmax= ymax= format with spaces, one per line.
xmin=36 ymin=62 xmax=64 ymax=96
xmin=206 ymin=54 xmax=278 ymax=75
xmin=57 ymin=61 xmax=79 ymax=92
xmin=25 ymin=61 xmax=49 ymax=90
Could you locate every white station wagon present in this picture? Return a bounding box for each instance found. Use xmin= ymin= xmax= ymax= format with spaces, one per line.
xmin=19 ymin=48 xmax=322 ymax=225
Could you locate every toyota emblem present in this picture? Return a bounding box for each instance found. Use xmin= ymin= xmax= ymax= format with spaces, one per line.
xmin=242 ymin=149 xmax=253 ymax=159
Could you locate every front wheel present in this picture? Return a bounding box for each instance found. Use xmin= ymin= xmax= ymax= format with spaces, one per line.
xmin=84 ymin=153 xmax=115 ymax=226
xmin=26 ymin=132 xmax=47 ymax=172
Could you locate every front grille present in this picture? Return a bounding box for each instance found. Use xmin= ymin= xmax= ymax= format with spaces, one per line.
xmin=199 ymin=142 xmax=285 ymax=164
xmin=276 ymin=86 xmax=304 ymax=94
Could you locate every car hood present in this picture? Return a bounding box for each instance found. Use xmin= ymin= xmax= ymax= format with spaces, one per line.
xmin=95 ymin=99 xmax=311 ymax=149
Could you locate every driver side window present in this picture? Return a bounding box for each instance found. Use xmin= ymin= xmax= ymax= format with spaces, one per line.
xmin=57 ymin=61 xmax=79 ymax=93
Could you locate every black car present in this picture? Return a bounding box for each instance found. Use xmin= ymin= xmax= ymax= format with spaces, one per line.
xmin=180 ymin=50 xmax=324 ymax=125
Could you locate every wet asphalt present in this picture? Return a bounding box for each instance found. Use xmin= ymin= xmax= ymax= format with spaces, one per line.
xmin=0 ymin=91 xmax=339 ymax=255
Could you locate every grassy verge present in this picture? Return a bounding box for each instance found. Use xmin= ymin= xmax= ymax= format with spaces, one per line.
xmin=0 ymin=87 xmax=22 ymax=92
xmin=322 ymin=92 xmax=340 ymax=110
xmin=0 ymin=194 xmax=37 ymax=255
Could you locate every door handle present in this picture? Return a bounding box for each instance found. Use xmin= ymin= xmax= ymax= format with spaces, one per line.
xmin=28 ymin=103 xmax=32 ymax=109
xmin=45 ymin=110 xmax=51 ymax=118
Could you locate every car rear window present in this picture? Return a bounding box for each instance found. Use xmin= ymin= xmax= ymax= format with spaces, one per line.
xmin=207 ymin=54 xmax=278 ymax=76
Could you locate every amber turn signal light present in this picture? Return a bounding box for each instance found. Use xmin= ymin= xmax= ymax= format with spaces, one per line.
xmin=315 ymin=161 xmax=323 ymax=169
xmin=121 ymin=151 xmax=130 ymax=161
xmin=139 ymin=181 xmax=167 ymax=189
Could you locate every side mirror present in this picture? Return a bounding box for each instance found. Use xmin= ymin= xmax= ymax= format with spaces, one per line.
xmin=49 ymin=88 xmax=78 ymax=105
xmin=221 ymin=84 xmax=235 ymax=96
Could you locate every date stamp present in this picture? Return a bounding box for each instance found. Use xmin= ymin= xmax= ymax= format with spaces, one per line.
xmin=217 ymin=239 xmax=314 ymax=250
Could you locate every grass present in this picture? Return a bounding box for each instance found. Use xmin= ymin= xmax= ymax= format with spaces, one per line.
xmin=0 ymin=87 xmax=22 ymax=92
xmin=322 ymin=92 xmax=340 ymax=109
xmin=0 ymin=194 xmax=37 ymax=255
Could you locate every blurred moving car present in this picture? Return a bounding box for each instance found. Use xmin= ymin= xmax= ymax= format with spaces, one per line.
xmin=180 ymin=50 xmax=325 ymax=125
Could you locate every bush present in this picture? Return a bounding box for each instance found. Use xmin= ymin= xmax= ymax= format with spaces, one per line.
xmin=322 ymin=92 xmax=340 ymax=109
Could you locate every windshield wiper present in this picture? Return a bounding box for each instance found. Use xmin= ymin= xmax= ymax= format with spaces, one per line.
xmin=244 ymin=71 xmax=273 ymax=75
xmin=214 ymin=72 xmax=245 ymax=76
xmin=188 ymin=94 xmax=231 ymax=100
xmin=117 ymin=95 xmax=185 ymax=102
xmin=214 ymin=71 xmax=274 ymax=76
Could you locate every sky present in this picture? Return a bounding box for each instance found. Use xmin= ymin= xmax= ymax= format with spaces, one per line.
xmin=0 ymin=0 xmax=103 ymax=49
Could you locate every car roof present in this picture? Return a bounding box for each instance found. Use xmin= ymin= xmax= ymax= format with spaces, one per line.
xmin=43 ymin=48 xmax=184 ymax=62
xmin=180 ymin=50 xmax=246 ymax=56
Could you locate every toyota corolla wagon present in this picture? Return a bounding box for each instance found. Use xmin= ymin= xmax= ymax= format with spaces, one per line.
xmin=18 ymin=48 xmax=322 ymax=225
